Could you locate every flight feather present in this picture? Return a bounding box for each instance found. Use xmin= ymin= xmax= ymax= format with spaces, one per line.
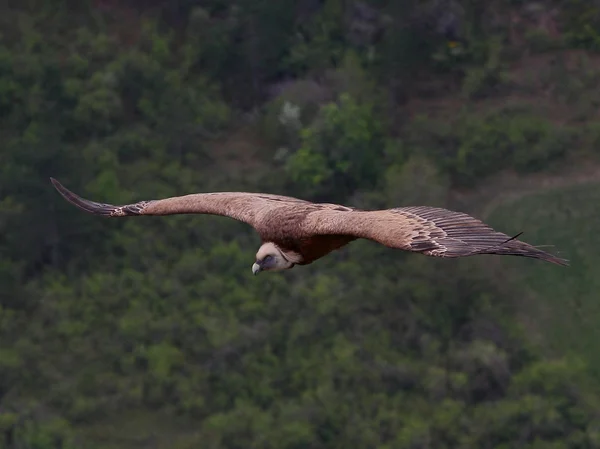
xmin=50 ymin=178 xmax=568 ymax=267
xmin=306 ymin=206 xmax=568 ymax=265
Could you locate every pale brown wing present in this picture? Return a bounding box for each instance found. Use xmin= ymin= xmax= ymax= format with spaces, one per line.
xmin=304 ymin=205 xmax=568 ymax=266
xmin=50 ymin=178 xmax=311 ymax=230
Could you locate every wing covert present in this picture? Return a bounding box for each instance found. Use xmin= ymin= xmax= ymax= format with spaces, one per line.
xmin=305 ymin=205 xmax=568 ymax=266
xmin=50 ymin=178 xmax=309 ymax=229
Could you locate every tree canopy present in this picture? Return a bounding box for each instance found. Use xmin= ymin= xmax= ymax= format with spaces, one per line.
xmin=1 ymin=1 xmax=600 ymax=448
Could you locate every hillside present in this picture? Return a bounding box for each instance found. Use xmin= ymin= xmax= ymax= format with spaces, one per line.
xmin=2 ymin=1 xmax=600 ymax=448
xmin=487 ymin=181 xmax=600 ymax=376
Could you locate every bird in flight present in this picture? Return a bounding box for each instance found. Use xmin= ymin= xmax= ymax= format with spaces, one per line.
xmin=50 ymin=178 xmax=568 ymax=274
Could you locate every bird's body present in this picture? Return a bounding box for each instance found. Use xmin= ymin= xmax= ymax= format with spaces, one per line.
xmin=50 ymin=178 xmax=568 ymax=274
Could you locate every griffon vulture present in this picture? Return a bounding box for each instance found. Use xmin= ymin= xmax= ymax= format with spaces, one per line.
xmin=50 ymin=178 xmax=568 ymax=274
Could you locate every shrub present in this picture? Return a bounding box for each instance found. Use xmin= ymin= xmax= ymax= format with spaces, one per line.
xmin=283 ymin=93 xmax=385 ymax=200
xmin=405 ymin=107 xmax=570 ymax=187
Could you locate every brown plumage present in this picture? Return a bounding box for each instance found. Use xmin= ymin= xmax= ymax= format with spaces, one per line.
xmin=50 ymin=177 xmax=568 ymax=274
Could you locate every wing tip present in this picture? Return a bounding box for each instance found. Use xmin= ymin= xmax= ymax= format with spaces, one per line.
xmin=520 ymin=235 xmax=569 ymax=267
xmin=49 ymin=177 xmax=62 ymax=192
xmin=503 ymin=239 xmax=569 ymax=267
xmin=540 ymin=253 xmax=570 ymax=267
xmin=50 ymin=177 xmax=116 ymax=216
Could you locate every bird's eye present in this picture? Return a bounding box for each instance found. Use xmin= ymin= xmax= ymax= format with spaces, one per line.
xmin=263 ymin=255 xmax=273 ymax=263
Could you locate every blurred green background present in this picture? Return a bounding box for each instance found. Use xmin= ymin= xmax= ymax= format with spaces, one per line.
xmin=1 ymin=0 xmax=600 ymax=447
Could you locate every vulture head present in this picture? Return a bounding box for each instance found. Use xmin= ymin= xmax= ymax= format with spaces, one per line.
xmin=252 ymin=242 xmax=296 ymax=275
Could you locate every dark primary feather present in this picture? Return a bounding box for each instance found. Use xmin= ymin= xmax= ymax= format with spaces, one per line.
xmin=399 ymin=206 xmax=569 ymax=266
xmin=51 ymin=178 xmax=568 ymax=267
xmin=50 ymin=178 xmax=310 ymax=225
xmin=50 ymin=178 xmax=150 ymax=217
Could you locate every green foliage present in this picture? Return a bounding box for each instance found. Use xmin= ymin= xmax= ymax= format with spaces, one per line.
xmin=261 ymin=80 xmax=329 ymax=152
xmin=383 ymin=156 xmax=450 ymax=208
xmin=406 ymin=107 xmax=572 ymax=187
xmin=562 ymin=1 xmax=600 ymax=51
xmin=461 ymin=37 xmax=509 ymax=100
xmin=0 ymin=412 xmax=77 ymax=449
xmin=285 ymin=0 xmax=347 ymax=76
xmin=0 ymin=13 xmax=232 ymax=278
xmin=0 ymin=1 xmax=599 ymax=448
xmin=525 ymin=28 xmax=565 ymax=53
xmin=487 ymin=183 xmax=600 ymax=383
xmin=263 ymin=50 xmax=381 ymax=166
xmin=182 ymin=1 xmax=299 ymax=107
xmin=15 ymin=249 xmax=598 ymax=448
xmin=284 ymin=93 xmax=385 ymax=200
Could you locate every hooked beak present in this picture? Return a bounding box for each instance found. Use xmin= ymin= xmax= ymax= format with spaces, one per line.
xmin=252 ymin=262 xmax=261 ymax=275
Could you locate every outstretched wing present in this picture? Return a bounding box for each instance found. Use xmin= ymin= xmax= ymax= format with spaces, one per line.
xmin=50 ymin=178 xmax=311 ymax=230
xmin=305 ymin=205 xmax=568 ymax=266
